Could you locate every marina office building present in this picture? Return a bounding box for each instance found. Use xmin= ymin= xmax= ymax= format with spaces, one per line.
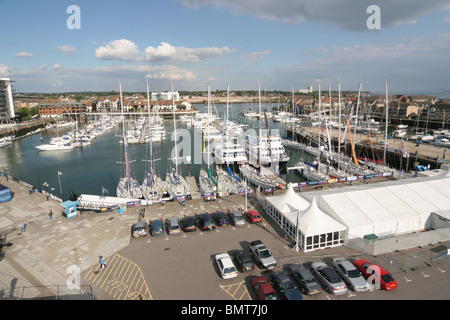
xmin=0 ymin=77 xmax=16 ymax=122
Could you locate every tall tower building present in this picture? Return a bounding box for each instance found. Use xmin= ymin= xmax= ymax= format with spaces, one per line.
xmin=0 ymin=78 xmax=15 ymax=121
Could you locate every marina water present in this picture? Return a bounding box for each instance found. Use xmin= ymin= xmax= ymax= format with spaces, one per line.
xmin=0 ymin=103 xmax=315 ymax=201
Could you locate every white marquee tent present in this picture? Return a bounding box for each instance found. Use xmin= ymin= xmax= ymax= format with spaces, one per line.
xmin=264 ymin=172 xmax=450 ymax=252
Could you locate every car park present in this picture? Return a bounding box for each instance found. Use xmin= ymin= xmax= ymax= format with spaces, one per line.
xmin=148 ymin=219 xmax=164 ymax=236
xmin=215 ymin=253 xmax=238 ymax=279
xmin=353 ymin=259 xmax=398 ymax=291
xmin=311 ymin=262 xmax=347 ymax=295
xmin=212 ymin=211 xmax=229 ymax=226
xmin=180 ymin=215 xmax=197 ymax=232
xmin=229 ymin=210 xmax=245 ymax=226
xmin=233 ymin=250 xmax=255 ymax=272
xmin=286 ymin=264 xmax=322 ymax=295
xmin=196 ymin=213 xmax=216 ymax=231
xmin=245 ymin=210 xmax=262 ymax=223
xmin=166 ymin=217 xmax=181 ymax=235
xmin=251 ymin=276 xmax=278 ymax=300
xmin=270 ymin=271 xmax=303 ymax=300
xmin=332 ymin=257 xmax=370 ymax=292
xmin=131 ymin=221 xmax=147 ymax=238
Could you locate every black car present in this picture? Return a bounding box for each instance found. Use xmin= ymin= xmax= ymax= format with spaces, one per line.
xmin=233 ymin=251 xmax=255 ymax=272
xmin=196 ymin=213 xmax=216 ymax=231
xmin=180 ymin=215 xmax=197 ymax=232
xmin=270 ymin=271 xmax=303 ymax=300
xmin=212 ymin=211 xmax=229 ymax=226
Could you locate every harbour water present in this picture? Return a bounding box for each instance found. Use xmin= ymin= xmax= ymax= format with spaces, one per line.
xmin=0 ymin=103 xmax=315 ymax=201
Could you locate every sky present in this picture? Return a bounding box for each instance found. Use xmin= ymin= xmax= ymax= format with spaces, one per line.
xmin=1 ymin=0 xmax=450 ymax=94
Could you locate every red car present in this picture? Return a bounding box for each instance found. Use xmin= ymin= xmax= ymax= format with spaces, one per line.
xmin=353 ymin=259 xmax=398 ymax=291
xmin=251 ymin=276 xmax=277 ymax=300
xmin=246 ymin=210 xmax=262 ymax=223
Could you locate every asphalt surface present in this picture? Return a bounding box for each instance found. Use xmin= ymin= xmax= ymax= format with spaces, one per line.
xmin=1 ymin=176 xmax=450 ymax=302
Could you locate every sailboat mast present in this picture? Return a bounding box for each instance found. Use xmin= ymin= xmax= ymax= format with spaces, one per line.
xmin=383 ymin=81 xmax=389 ymax=164
xmin=119 ymin=80 xmax=131 ymax=189
xmin=338 ymin=80 xmax=342 ymax=170
xmin=172 ymin=82 xmax=178 ymax=176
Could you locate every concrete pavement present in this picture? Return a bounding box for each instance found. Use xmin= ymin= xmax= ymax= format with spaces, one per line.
xmin=0 ymin=178 xmax=139 ymax=299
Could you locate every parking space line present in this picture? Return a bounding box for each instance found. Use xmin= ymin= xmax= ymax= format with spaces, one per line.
xmin=85 ymin=253 xmax=153 ymax=300
xmin=219 ymin=281 xmax=251 ymax=300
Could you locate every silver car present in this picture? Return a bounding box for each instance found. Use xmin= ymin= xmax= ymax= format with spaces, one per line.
xmin=229 ymin=210 xmax=245 ymax=226
xmin=311 ymin=262 xmax=347 ymax=295
xmin=166 ymin=217 xmax=181 ymax=235
xmin=332 ymin=258 xmax=370 ymax=292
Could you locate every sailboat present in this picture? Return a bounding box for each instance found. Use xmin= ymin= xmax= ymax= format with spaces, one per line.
xmin=213 ymin=82 xmax=247 ymax=165
xmin=164 ymin=83 xmax=191 ymax=201
xmin=116 ymin=80 xmax=142 ymax=199
xmin=141 ymin=80 xmax=166 ymax=203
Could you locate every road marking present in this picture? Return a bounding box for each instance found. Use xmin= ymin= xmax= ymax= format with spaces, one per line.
xmin=219 ymin=281 xmax=252 ymax=300
xmin=438 ymin=268 xmax=446 ymax=273
xmin=85 ymin=253 xmax=153 ymax=300
xmin=421 ymin=272 xmax=430 ymax=278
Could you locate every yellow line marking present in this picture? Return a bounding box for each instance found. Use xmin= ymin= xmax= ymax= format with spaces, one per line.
xmin=85 ymin=253 xmax=153 ymax=300
xmin=220 ymin=281 xmax=252 ymax=300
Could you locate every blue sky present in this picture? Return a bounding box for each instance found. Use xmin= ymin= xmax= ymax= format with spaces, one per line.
xmin=1 ymin=0 xmax=450 ymax=94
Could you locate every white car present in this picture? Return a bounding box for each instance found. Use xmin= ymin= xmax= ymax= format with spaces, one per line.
xmin=332 ymin=258 xmax=370 ymax=292
xmin=215 ymin=253 xmax=238 ymax=279
xmin=311 ymin=262 xmax=347 ymax=295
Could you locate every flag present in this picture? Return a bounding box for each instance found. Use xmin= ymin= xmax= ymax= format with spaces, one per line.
xmin=58 ymin=171 xmax=63 ymax=176
xmin=102 ymin=186 xmax=110 ymax=195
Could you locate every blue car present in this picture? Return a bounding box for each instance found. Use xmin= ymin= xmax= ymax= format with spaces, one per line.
xmin=270 ymin=271 xmax=303 ymax=300
xmin=149 ymin=219 xmax=164 ymax=236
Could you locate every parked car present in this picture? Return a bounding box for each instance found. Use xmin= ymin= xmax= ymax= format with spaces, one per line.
xmin=148 ymin=219 xmax=164 ymax=236
xmin=131 ymin=221 xmax=147 ymax=238
xmin=196 ymin=213 xmax=216 ymax=231
xmin=286 ymin=264 xmax=322 ymax=295
xmin=245 ymin=210 xmax=262 ymax=223
xmin=212 ymin=211 xmax=229 ymax=226
xmin=180 ymin=215 xmax=197 ymax=232
xmin=233 ymin=250 xmax=255 ymax=272
xmin=166 ymin=217 xmax=181 ymax=235
xmin=332 ymin=258 xmax=370 ymax=292
xmin=270 ymin=271 xmax=303 ymax=300
xmin=251 ymin=276 xmax=278 ymax=300
xmin=215 ymin=253 xmax=238 ymax=279
xmin=353 ymin=259 xmax=398 ymax=291
xmin=311 ymin=262 xmax=347 ymax=295
xmin=229 ymin=210 xmax=245 ymax=226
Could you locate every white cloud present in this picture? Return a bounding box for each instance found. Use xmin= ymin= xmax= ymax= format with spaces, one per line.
xmin=53 ymin=64 xmax=62 ymax=70
xmin=239 ymin=50 xmax=272 ymax=63
xmin=15 ymin=52 xmax=33 ymax=58
xmin=95 ymin=40 xmax=236 ymax=63
xmin=178 ymin=0 xmax=450 ymax=31
xmin=0 ymin=64 xmax=10 ymax=76
xmin=56 ymin=45 xmax=77 ymax=53
xmin=95 ymin=39 xmax=142 ymax=61
xmin=32 ymin=64 xmax=47 ymax=71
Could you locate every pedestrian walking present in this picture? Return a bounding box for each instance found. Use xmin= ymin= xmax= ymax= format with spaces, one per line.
xmin=48 ymin=210 xmax=53 ymax=220
xmin=99 ymin=256 xmax=106 ymax=269
xmin=19 ymin=221 xmax=26 ymax=233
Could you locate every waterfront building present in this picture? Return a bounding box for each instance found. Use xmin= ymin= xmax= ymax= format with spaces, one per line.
xmin=38 ymin=101 xmax=86 ymax=117
xmin=0 ymin=77 xmax=16 ymax=121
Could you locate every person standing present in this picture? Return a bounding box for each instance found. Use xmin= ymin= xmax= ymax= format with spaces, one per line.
xmin=48 ymin=210 xmax=53 ymax=220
